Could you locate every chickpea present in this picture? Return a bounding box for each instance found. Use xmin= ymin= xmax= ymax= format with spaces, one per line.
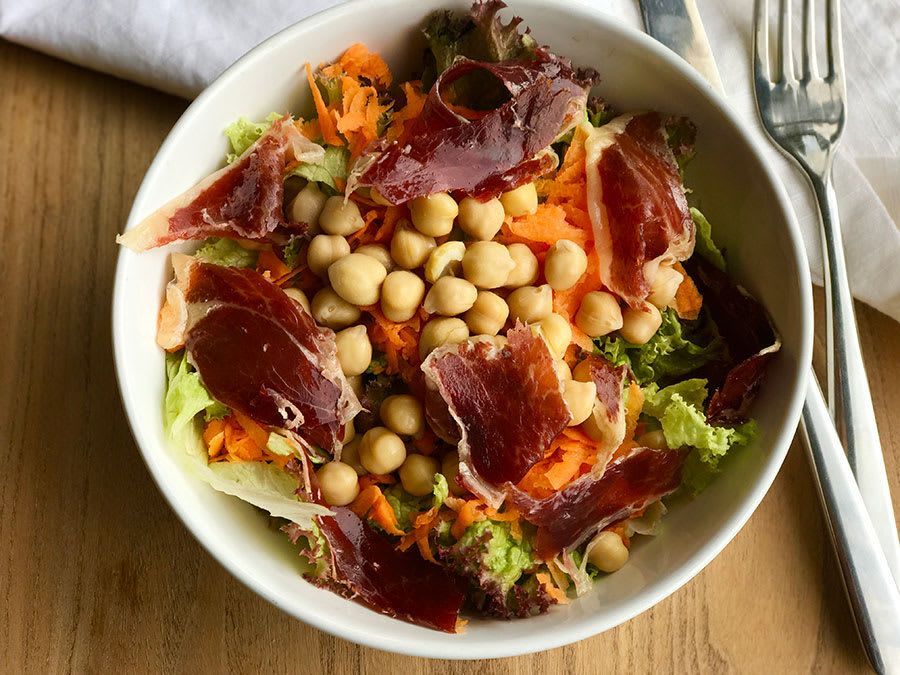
xmin=462 ymin=241 xmax=515 ymax=289
xmin=424 ymin=276 xmax=478 ymax=316
xmin=334 ymin=325 xmax=372 ymax=376
xmin=307 ymin=234 xmax=350 ymax=276
xmin=537 ymin=312 xmax=573 ymax=359
xmin=311 ymin=287 xmax=361 ymax=329
xmin=419 ymin=317 xmax=469 ymax=359
xmin=620 ymin=302 xmax=662 ymax=345
xmin=587 ymin=530 xmax=629 ymax=573
xmin=359 ymin=426 xmax=407 ymax=475
xmin=563 ymin=379 xmax=597 ymax=426
xmin=319 ymin=195 xmax=365 ymax=236
xmin=544 ymin=239 xmax=588 ymax=291
xmin=464 ymin=290 xmax=509 ymax=336
xmin=647 ymin=265 xmax=684 ymax=309
xmin=575 ymin=291 xmax=623 ymax=337
xmin=380 ymin=394 xmax=424 ymax=437
xmin=284 ymin=287 xmax=311 ymax=315
xmin=316 ymin=461 xmax=360 ymax=506
xmin=391 ymin=220 xmax=436 ymax=270
xmin=424 ymin=241 xmax=466 ymax=283
xmin=399 ymin=453 xmax=440 ymax=497
xmin=328 ymin=253 xmax=387 ymax=306
xmin=637 ymin=429 xmax=668 ymax=450
xmin=505 ymin=243 xmax=539 ymax=288
xmin=339 ymin=437 xmax=367 ymax=476
xmin=356 ymin=244 xmax=394 ymax=273
xmin=500 ymin=182 xmax=538 ymax=217
xmin=472 ymin=333 xmax=508 ymax=350
xmin=342 ymin=420 xmax=356 ymax=445
xmin=410 ymin=192 xmax=458 ymax=237
xmin=507 ymin=284 xmax=553 ymax=324
xmin=380 ymin=270 xmax=426 ymax=322
xmin=288 ymin=182 xmax=327 ymax=232
xmin=441 ymin=451 xmax=466 ymax=496
xmin=554 ymin=359 xmax=573 ymax=382
xmin=458 ymin=196 xmax=505 ymax=240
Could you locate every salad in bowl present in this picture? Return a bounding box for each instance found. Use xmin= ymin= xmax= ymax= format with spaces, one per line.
xmin=117 ymin=1 xmax=780 ymax=633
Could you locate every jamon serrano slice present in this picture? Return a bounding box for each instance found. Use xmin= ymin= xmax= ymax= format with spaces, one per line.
xmin=351 ymin=51 xmax=591 ymax=202
xmin=117 ymin=118 xmax=324 ymax=251
xmin=683 ymin=256 xmax=781 ymax=424
xmin=311 ymin=507 xmax=466 ymax=632
xmin=422 ymin=328 xmax=569 ymax=508
xmin=584 ymin=113 xmax=695 ymax=307
xmin=158 ymin=255 xmax=360 ymax=453
xmin=579 ymin=355 xmax=630 ymax=461
xmin=506 ymin=446 xmax=687 ymax=560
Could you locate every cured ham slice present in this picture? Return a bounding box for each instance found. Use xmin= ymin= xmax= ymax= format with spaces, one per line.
xmin=159 ymin=255 xmax=360 ymax=452
xmin=584 ymin=113 xmax=695 ymax=307
xmin=683 ymin=256 xmax=781 ymax=424
xmin=352 ymin=52 xmax=591 ymax=203
xmin=506 ymin=446 xmax=687 ymax=560
xmin=578 ymin=355 xmax=630 ymax=460
xmin=314 ymin=507 xmax=466 ymax=632
xmin=117 ymin=118 xmax=324 ymax=252
xmin=422 ymin=328 xmax=569 ymax=508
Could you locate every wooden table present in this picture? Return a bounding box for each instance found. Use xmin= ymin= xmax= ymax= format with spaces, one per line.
xmin=1 ymin=41 xmax=897 ymax=674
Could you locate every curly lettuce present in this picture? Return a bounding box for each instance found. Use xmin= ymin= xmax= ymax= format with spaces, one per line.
xmin=383 ymin=475 xmax=449 ymax=531
xmin=194 ymin=238 xmax=258 ymax=268
xmin=641 ymin=380 xmax=757 ymax=493
xmin=292 ymin=145 xmax=350 ymax=193
xmin=595 ymin=309 xmax=725 ymax=385
xmin=224 ymin=112 xmax=282 ymax=162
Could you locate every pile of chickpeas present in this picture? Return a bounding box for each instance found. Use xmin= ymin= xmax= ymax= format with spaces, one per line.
xmin=284 ymin=180 xmax=682 ymax=510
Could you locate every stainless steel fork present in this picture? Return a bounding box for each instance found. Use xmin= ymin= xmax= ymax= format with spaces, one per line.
xmin=754 ymin=1 xmax=900 ymax=671
xmin=753 ymin=0 xmax=900 ymax=579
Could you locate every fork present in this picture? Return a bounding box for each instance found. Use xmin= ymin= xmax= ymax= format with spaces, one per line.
xmin=753 ymin=1 xmax=900 ymax=670
xmin=752 ymin=0 xmax=900 ymax=579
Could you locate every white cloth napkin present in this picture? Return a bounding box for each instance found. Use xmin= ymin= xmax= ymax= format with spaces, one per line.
xmin=3 ymin=0 xmax=898 ymax=321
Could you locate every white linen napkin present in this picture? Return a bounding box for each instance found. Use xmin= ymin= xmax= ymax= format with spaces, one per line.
xmin=3 ymin=0 xmax=897 ymax=321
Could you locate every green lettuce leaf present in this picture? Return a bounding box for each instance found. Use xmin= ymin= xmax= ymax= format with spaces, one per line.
xmin=281 ymin=237 xmax=304 ymax=269
xmin=432 ymin=473 xmax=449 ymax=510
xmin=194 ymin=238 xmax=258 ymax=268
xmin=223 ymin=112 xmax=282 ymax=162
xmin=642 ymin=379 xmax=709 ymax=417
xmin=690 ymin=207 xmax=727 ymax=271
xmin=642 ymin=388 xmax=758 ymax=493
xmin=455 ymin=519 xmax=535 ymax=593
xmin=383 ymin=485 xmax=427 ymax=531
xmin=594 ymin=309 xmax=725 ymax=385
xmin=290 ymin=145 xmax=349 ymax=193
xmin=164 ymin=352 xmax=229 ymax=433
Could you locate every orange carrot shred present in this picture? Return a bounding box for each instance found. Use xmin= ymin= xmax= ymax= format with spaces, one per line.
xmin=672 ymin=261 xmax=703 ymax=320
xmin=305 ymin=63 xmax=342 ymax=146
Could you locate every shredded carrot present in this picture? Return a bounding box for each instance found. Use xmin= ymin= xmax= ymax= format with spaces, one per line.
xmin=350 ymin=485 xmax=405 ymax=536
xmin=552 ymin=247 xmax=601 ymax=352
xmin=203 ymin=415 xmax=288 ymax=466
xmin=296 ymin=118 xmax=321 ymax=141
xmin=398 ymin=507 xmax=440 ymax=553
xmin=324 ymin=43 xmax=392 ymax=88
xmin=451 ymin=499 xmax=487 ymax=539
xmin=358 ymin=473 xmax=396 ymax=490
xmin=364 ymin=304 xmax=424 ymax=375
xmin=506 ymin=203 xmax=590 ymax=249
xmin=672 ymin=261 xmax=703 ymax=320
xmin=386 ymin=81 xmax=426 ymax=142
xmin=335 ymin=76 xmax=389 ymax=158
xmin=517 ymin=427 xmax=603 ymax=498
xmin=256 ymin=248 xmax=290 ymax=279
xmin=536 ymin=572 xmax=569 ymax=604
xmin=305 ymin=63 xmax=342 ymax=146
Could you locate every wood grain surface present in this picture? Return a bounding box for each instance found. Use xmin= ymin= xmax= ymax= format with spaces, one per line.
xmin=1 ymin=41 xmax=897 ymax=674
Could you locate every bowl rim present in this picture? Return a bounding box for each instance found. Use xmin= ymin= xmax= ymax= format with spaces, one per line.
xmin=112 ymin=0 xmax=813 ymax=660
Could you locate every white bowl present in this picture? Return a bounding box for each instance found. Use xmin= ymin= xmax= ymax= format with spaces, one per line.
xmin=113 ymin=0 xmax=812 ymax=659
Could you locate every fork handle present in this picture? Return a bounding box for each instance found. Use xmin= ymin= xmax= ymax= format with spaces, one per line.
xmin=810 ymin=170 xmax=900 ymax=584
xmin=801 ymin=373 xmax=900 ymax=674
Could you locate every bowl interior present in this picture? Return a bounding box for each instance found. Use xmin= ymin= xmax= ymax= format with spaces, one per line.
xmin=113 ymin=0 xmax=811 ymax=659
